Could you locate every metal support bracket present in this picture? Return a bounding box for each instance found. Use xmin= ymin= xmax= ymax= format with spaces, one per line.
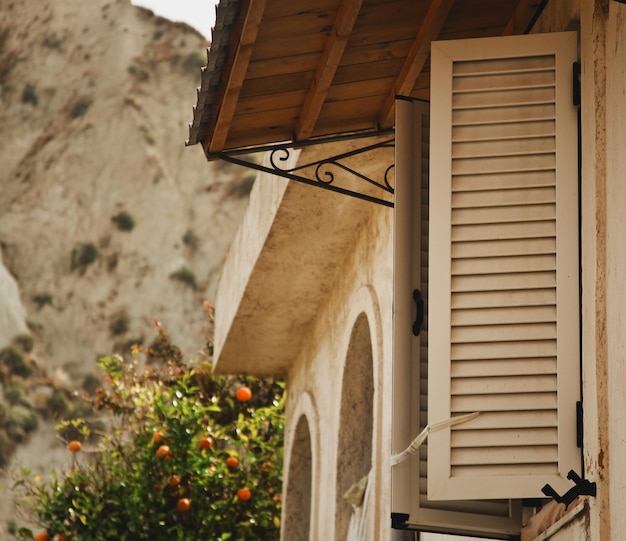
xmin=208 ymin=130 xmax=396 ymax=208
xmin=541 ymin=470 xmax=596 ymax=507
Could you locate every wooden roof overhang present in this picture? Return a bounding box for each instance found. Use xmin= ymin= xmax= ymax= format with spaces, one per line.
xmin=192 ymin=0 xmax=550 ymax=376
xmin=187 ymin=0 xmax=548 ymax=157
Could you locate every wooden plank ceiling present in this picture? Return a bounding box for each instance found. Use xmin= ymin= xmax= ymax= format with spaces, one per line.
xmin=187 ymin=0 xmax=546 ymax=156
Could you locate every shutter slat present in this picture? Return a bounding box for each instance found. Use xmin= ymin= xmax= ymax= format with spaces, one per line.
xmin=451 ymin=340 xmax=557 ymax=360
xmin=452 ymin=254 xmax=556 ymax=275
xmin=452 ymin=186 xmax=555 ymax=206
xmin=452 ymin=271 xmax=556 ymax=291
xmin=453 ymin=87 xmax=556 ymax=109
xmin=453 ymin=103 xmax=555 ymax=125
xmin=451 ymin=375 xmax=557 ymax=395
xmin=451 ymin=238 xmax=556 ymax=258
xmin=452 ymin=289 xmax=556 ymax=308
xmin=452 ymin=55 xmax=555 ymax=75
xmin=451 ymin=322 xmax=556 ymax=342
xmin=458 ymin=410 xmax=559 ymax=429
xmin=452 ymin=462 xmax=559 ymax=477
xmin=453 ymin=202 xmax=556 ymax=223
xmin=451 ymin=393 xmax=557 ymax=412
xmin=453 ymin=136 xmax=555 ymax=158
xmin=452 ymin=221 xmax=556 ymax=241
xmin=453 ymin=173 xmax=557 ymax=190
xmin=451 ymin=358 xmax=557 ymax=377
xmin=452 ymin=306 xmax=556 ymax=326
xmin=451 ymin=446 xmax=558 ymax=466
xmin=451 ymin=153 xmax=556 ymax=175
xmin=452 ymin=71 xmax=555 ymax=92
xmin=452 ymin=427 xmax=558 ymax=447
xmin=453 ymin=119 xmax=555 ymax=142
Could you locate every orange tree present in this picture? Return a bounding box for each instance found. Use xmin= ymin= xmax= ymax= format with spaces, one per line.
xmin=14 ymin=317 xmax=284 ymax=541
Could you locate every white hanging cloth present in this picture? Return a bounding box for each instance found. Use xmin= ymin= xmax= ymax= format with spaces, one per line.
xmin=345 ymin=470 xmax=374 ymax=541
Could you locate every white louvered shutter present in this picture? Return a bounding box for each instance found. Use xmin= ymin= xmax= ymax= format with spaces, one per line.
xmin=392 ymin=98 xmax=522 ymax=538
xmin=428 ymin=32 xmax=580 ymax=501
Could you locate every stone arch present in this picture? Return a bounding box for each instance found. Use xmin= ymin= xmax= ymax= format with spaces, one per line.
xmin=334 ymin=312 xmax=374 ymax=541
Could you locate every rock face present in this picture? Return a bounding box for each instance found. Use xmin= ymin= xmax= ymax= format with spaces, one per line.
xmin=0 ymin=0 xmax=251 ymax=530
xmin=0 ymin=0 xmax=251 ymax=380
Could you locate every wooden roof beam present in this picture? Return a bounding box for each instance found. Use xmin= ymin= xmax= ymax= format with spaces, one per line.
xmin=378 ymin=0 xmax=455 ymax=129
xmin=204 ymin=0 xmax=267 ymax=154
xmin=502 ymin=0 xmax=540 ymax=35
xmin=294 ymin=0 xmax=364 ymax=142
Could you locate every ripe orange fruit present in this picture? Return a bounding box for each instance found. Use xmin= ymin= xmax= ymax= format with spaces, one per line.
xmin=177 ymin=497 xmax=191 ymax=512
xmin=57 ymin=535 xmax=70 ymax=541
xmin=235 ymin=386 xmax=252 ymax=402
xmin=156 ymin=445 xmax=171 ymax=459
xmin=153 ymin=429 xmax=167 ymax=444
xmin=34 ymin=532 xmax=50 ymax=541
xmin=168 ymin=474 xmax=181 ymax=488
xmin=67 ymin=440 xmax=81 ymax=453
xmin=198 ymin=436 xmax=214 ymax=450
xmin=226 ymin=456 xmax=239 ymax=469
xmin=236 ymin=487 xmax=252 ymax=501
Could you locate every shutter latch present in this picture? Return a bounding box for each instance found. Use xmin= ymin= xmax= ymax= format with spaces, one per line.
xmin=576 ymin=401 xmax=584 ymax=448
xmin=573 ymin=62 xmax=581 ymax=106
xmin=541 ymin=470 xmax=596 ymax=506
xmin=412 ymin=289 xmax=424 ymax=336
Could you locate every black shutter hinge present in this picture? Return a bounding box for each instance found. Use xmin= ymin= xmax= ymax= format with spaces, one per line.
xmin=576 ymin=400 xmax=584 ymax=448
xmin=412 ymin=289 xmax=424 ymax=336
xmin=573 ymin=62 xmax=581 ymax=107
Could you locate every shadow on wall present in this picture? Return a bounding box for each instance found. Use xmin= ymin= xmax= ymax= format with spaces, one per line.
xmin=282 ymin=415 xmax=313 ymax=540
xmin=335 ymin=313 xmax=374 ymax=541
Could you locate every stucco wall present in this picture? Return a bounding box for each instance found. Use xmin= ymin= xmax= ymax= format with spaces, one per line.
xmin=281 ymin=201 xmax=394 ymax=541
xmin=588 ymin=2 xmax=626 ymax=540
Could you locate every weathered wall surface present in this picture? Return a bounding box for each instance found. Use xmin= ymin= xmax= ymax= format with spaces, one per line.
xmin=601 ymin=2 xmax=626 ymax=540
xmin=538 ymin=1 xmax=626 ymax=539
xmin=281 ymin=195 xmax=393 ymax=541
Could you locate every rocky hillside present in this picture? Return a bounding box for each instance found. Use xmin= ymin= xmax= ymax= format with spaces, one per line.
xmin=0 ymin=0 xmax=251 ymax=376
xmin=0 ymin=0 xmax=251 ymax=532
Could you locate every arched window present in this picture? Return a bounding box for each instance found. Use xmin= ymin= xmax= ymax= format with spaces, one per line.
xmin=335 ymin=313 xmax=374 ymax=541
xmin=283 ymin=415 xmax=313 ymax=541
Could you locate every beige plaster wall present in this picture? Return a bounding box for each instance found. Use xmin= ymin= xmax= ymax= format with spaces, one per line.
xmin=601 ymin=2 xmax=626 ymax=539
xmin=281 ymin=202 xmax=394 ymax=541
xmin=579 ymin=2 xmax=605 ymax=539
xmin=577 ymin=1 xmax=626 ymax=540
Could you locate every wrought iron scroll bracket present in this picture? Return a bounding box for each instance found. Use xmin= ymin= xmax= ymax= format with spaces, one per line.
xmin=209 ymin=130 xmax=395 ymax=208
